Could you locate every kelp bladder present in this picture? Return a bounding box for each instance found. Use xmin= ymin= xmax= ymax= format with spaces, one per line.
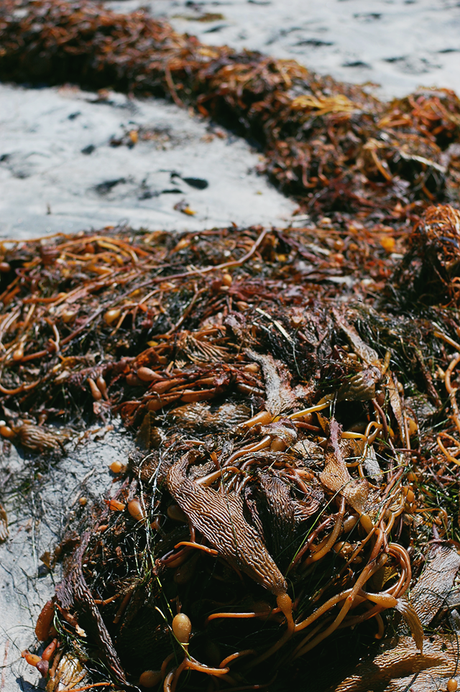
xmin=2 ymin=207 xmax=460 ymax=690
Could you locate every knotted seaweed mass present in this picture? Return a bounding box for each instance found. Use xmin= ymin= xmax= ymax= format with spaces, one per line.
xmin=2 ymin=208 xmax=460 ymax=690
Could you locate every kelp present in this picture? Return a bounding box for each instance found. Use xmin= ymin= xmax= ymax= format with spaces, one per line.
xmin=0 ymin=0 xmax=460 ymax=223
xmin=2 ymin=207 xmax=460 ymax=691
xmin=1 ymin=1 xmax=460 ymax=689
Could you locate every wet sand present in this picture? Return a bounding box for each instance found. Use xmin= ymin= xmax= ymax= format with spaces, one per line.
xmin=0 ymin=84 xmax=296 ymax=239
xmin=145 ymin=0 xmax=460 ymax=100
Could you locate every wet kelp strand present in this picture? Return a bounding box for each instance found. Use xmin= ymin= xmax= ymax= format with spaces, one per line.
xmin=2 ymin=1 xmax=460 ymax=689
xmin=2 ymin=208 xmax=460 ymax=690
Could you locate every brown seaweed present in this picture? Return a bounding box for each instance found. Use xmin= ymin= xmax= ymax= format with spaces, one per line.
xmin=1 ymin=2 xmax=460 ymax=688
xmin=1 ymin=207 xmax=460 ymax=691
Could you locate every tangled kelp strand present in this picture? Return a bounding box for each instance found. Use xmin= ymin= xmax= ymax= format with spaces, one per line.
xmin=3 ymin=207 xmax=460 ymax=690
xmin=0 ymin=4 xmax=459 ymax=685
xmin=0 ymin=502 xmax=8 ymax=542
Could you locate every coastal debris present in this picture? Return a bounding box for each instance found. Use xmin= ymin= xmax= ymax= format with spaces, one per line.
xmin=1 ymin=207 xmax=460 ymax=690
xmin=1 ymin=1 xmax=460 ymax=689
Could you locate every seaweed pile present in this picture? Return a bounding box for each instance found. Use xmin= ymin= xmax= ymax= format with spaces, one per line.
xmin=2 ymin=206 xmax=460 ymax=691
xmin=1 ymin=0 xmax=460 ymax=689
xmin=1 ymin=0 xmax=460 ymax=222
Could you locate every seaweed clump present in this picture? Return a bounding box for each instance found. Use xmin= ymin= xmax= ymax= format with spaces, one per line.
xmin=394 ymin=203 xmax=460 ymax=305
xmin=0 ymin=0 xmax=460 ymax=223
xmin=2 ymin=207 xmax=460 ymax=690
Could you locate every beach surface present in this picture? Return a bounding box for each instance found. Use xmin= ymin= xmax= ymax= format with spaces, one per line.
xmin=1 ymin=1 xmax=459 ymax=689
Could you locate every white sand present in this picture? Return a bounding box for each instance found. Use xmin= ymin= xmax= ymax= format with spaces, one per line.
xmin=0 ymin=84 xmax=295 ymax=239
xmin=119 ymin=0 xmax=460 ymax=99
